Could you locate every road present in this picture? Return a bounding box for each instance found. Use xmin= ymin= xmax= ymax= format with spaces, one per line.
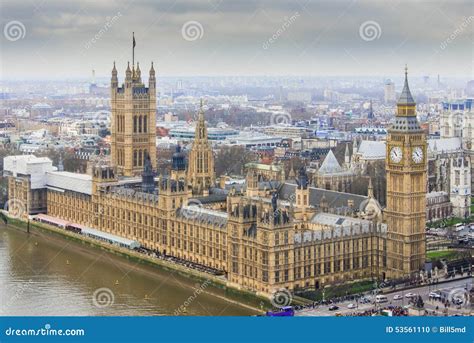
xmin=295 ymin=277 xmax=473 ymax=316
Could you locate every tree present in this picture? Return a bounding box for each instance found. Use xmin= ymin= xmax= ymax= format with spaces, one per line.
xmin=214 ymin=146 xmax=255 ymax=177
xmin=38 ymin=148 xmax=87 ymax=173
xmin=415 ymin=295 xmax=424 ymax=309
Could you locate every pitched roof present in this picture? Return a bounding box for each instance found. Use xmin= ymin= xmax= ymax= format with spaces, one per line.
xmin=318 ymin=150 xmax=343 ymax=174
xmin=357 ymin=141 xmax=386 ymax=160
xmin=427 ymin=137 xmax=462 ymax=154
xmin=278 ymin=181 xmax=367 ymax=211
xmin=397 ymin=69 xmax=416 ymax=106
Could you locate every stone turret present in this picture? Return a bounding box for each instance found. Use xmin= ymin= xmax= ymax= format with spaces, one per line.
xmin=187 ymin=100 xmax=215 ymax=196
xmin=141 ymin=152 xmax=155 ymax=194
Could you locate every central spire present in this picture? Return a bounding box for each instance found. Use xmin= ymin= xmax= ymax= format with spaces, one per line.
xmin=187 ymin=98 xmax=215 ymax=195
xmin=397 ymin=65 xmax=415 ymax=106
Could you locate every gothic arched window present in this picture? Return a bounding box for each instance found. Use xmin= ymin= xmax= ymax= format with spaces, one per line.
xmin=133 ymin=116 xmax=137 ymax=133
xmin=143 ymin=115 xmax=147 ymax=133
xmin=133 ymin=150 xmax=137 ymax=166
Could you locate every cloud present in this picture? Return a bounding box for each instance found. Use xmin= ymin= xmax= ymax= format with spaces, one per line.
xmin=1 ymin=0 xmax=472 ymax=78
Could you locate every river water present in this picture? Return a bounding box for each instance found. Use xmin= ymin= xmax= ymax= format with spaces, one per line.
xmin=0 ymin=225 xmax=257 ymax=316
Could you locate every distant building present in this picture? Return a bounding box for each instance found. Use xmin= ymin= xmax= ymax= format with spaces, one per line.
xmin=384 ymin=79 xmax=396 ymax=103
xmin=261 ymin=125 xmax=311 ymax=138
xmin=426 ymin=191 xmax=452 ymax=222
xmin=170 ymin=126 xmax=239 ymax=142
xmin=3 ymin=155 xmax=56 ymax=215
xmin=466 ymin=80 xmax=474 ymax=97
xmin=450 ymin=154 xmax=471 ymax=219
xmin=164 ymin=112 xmax=178 ymax=122
xmin=225 ymin=132 xmax=282 ymax=149
xmin=440 ymin=99 xmax=474 ymax=190
xmin=30 ymin=103 xmax=53 ymax=119
xmin=287 ymin=91 xmax=312 ymax=103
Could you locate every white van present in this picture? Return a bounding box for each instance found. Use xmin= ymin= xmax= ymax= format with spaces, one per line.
xmin=375 ymin=295 xmax=388 ymax=303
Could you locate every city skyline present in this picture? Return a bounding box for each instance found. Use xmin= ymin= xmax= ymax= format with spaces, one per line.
xmin=1 ymin=0 xmax=473 ymax=79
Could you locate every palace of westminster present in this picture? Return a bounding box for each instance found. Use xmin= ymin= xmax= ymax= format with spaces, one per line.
xmin=5 ymin=61 xmax=434 ymax=296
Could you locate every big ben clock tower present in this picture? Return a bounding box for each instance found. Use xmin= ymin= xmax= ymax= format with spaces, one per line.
xmin=385 ymin=67 xmax=427 ymax=279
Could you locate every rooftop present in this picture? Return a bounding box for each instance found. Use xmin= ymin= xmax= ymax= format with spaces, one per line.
xmin=318 ymin=150 xmax=347 ymax=174
xmin=310 ymin=212 xmax=371 ymax=227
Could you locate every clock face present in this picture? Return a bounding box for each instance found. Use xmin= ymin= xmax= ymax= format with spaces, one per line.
xmin=390 ymin=146 xmax=403 ymax=163
xmin=412 ymin=147 xmax=423 ymax=163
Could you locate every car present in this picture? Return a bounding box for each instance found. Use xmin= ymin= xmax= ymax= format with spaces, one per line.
xmin=393 ymin=294 xmax=403 ymax=300
xmin=405 ymin=292 xmax=417 ymax=298
xmin=429 ymin=292 xmax=441 ymax=299
xmin=347 ymin=303 xmax=356 ymax=309
xmin=329 ymin=305 xmax=339 ymax=311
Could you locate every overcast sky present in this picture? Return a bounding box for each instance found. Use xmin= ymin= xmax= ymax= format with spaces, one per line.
xmin=1 ymin=0 xmax=473 ymax=79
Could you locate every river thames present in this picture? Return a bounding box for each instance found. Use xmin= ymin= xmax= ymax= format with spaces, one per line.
xmin=0 ymin=225 xmax=258 ymax=316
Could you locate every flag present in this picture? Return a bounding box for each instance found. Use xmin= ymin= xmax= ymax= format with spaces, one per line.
xmin=133 ymin=33 xmax=136 ymax=48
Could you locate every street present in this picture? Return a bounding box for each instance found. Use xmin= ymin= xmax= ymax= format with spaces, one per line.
xmin=295 ymin=277 xmax=473 ymax=316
